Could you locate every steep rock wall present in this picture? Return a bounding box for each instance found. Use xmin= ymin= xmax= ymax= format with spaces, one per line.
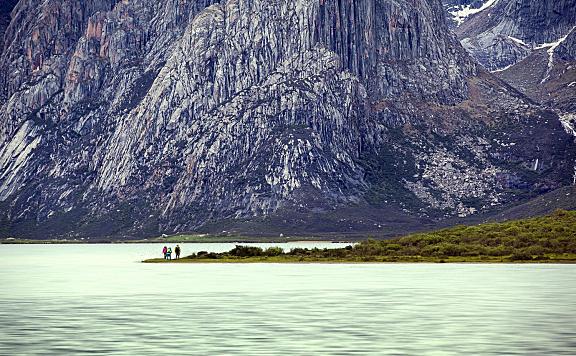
xmin=0 ymin=0 xmax=573 ymax=238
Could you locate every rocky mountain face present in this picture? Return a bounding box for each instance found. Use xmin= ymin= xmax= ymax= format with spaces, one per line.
xmin=0 ymin=0 xmax=574 ymax=239
xmin=444 ymin=0 xmax=576 ymax=213
xmin=453 ymin=0 xmax=576 ymax=71
xmin=0 ymin=0 xmax=18 ymax=49
xmin=445 ymin=0 xmax=576 ymax=133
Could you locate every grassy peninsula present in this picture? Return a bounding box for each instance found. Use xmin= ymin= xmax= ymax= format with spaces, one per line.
xmin=143 ymin=209 xmax=576 ymax=263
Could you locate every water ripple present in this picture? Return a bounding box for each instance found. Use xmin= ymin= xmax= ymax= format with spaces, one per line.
xmin=0 ymin=244 xmax=575 ymax=355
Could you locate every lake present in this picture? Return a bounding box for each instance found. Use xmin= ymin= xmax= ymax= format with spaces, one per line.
xmin=1 ymin=243 xmax=575 ymax=355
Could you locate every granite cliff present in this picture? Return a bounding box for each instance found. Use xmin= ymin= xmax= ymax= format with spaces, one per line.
xmin=0 ymin=0 xmax=574 ymax=238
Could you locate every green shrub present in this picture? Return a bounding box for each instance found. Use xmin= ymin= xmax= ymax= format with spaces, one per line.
xmin=328 ymin=249 xmax=348 ymax=258
xmin=354 ymin=240 xmax=386 ymax=256
xmin=288 ymin=247 xmax=311 ymax=255
xmin=484 ymin=245 xmax=512 ymax=256
xmin=510 ymin=252 xmax=533 ymax=261
xmin=196 ymin=251 xmax=220 ymax=259
xmin=521 ymin=245 xmax=546 ymax=257
xmin=264 ymin=247 xmax=284 ymax=257
xmin=183 ymin=210 xmax=576 ymax=262
xmin=385 ymin=243 xmax=402 ymax=251
xmin=437 ymin=243 xmax=468 ymax=257
xmin=420 ymin=244 xmax=441 ymax=257
xmin=229 ymin=245 xmax=264 ymax=257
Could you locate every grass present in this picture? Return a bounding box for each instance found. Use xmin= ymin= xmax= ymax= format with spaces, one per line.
xmin=143 ymin=254 xmax=576 ymax=264
xmin=143 ymin=209 xmax=576 ymax=263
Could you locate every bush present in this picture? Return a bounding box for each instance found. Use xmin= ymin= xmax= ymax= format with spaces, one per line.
xmin=288 ymin=248 xmax=311 ymax=255
xmin=510 ymin=252 xmax=533 ymax=261
xmin=327 ymin=249 xmax=348 ymax=258
xmin=484 ymin=245 xmax=512 ymax=256
xmin=420 ymin=244 xmax=441 ymax=257
xmin=437 ymin=243 xmax=467 ymax=257
xmin=229 ymin=245 xmax=264 ymax=257
xmin=461 ymin=244 xmax=486 ymax=257
xmin=354 ymin=239 xmax=386 ymax=255
xmin=521 ymin=245 xmax=546 ymax=257
xmin=504 ymin=226 xmax=521 ymax=237
xmin=385 ymin=243 xmax=402 ymax=251
xmin=196 ymin=251 xmax=219 ymax=259
xmin=264 ymin=247 xmax=284 ymax=257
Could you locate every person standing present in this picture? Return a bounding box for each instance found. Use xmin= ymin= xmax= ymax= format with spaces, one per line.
xmin=175 ymin=245 xmax=181 ymax=259
xmin=167 ymin=246 xmax=172 ymax=260
xmin=162 ymin=246 xmax=168 ymax=259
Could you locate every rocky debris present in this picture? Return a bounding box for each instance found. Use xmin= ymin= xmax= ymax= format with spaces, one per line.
xmin=0 ymin=0 xmax=574 ymax=238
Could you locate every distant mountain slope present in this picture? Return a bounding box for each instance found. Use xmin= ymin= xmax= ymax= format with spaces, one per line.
xmin=447 ymin=0 xmax=576 ymax=131
xmin=494 ymin=38 xmax=576 ymax=115
xmin=487 ymin=185 xmax=576 ymax=222
xmin=450 ymin=0 xmax=576 ymax=72
xmin=444 ymin=0 xmax=575 ymax=184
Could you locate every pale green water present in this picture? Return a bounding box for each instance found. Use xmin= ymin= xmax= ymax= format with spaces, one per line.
xmin=0 ymin=243 xmax=575 ymax=355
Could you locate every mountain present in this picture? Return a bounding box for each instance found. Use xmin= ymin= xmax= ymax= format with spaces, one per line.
xmin=487 ymin=185 xmax=576 ymax=222
xmin=446 ymin=0 xmax=576 ymax=110
xmin=453 ymin=0 xmax=576 ymax=71
xmin=446 ymin=0 xmax=576 ymax=158
xmin=0 ymin=0 xmax=574 ymax=239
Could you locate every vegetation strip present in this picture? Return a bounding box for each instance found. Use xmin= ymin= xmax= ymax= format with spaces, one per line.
xmin=143 ymin=210 xmax=576 ymax=263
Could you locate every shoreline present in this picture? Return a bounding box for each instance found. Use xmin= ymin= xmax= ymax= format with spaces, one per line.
xmin=142 ymin=255 xmax=576 ymax=264
xmin=0 ymin=239 xmax=353 ymax=245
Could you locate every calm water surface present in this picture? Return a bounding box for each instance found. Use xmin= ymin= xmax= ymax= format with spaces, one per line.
xmin=0 ymin=243 xmax=575 ymax=355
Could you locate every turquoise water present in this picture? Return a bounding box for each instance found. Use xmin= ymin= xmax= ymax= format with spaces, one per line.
xmin=0 ymin=243 xmax=575 ymax=355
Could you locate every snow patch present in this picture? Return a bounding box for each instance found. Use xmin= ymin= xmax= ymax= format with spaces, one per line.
xmin=507 ymin=36 xmax=529 ymax=47
xmin=535 ymin=26 xmax=576 ymax=82
xmin=491 ymin=62 xmax=515 ymax=73
xmin=559 ymin=113 xmax=576 ymax=138
xmin=450 ymin=0 xmax=500 ymax=26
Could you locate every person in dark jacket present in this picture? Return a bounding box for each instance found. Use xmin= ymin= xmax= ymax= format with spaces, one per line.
xmin=175 ymin=245 xmax=181 ymax=259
